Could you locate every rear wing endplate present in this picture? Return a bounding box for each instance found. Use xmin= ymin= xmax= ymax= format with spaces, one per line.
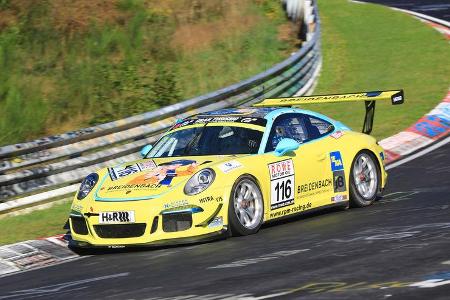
xmin=254 ymin=90 xmax=404 ymax=134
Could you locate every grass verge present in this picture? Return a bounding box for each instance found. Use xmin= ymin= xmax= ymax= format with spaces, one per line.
xmin=0 ymin=200 xmax=70 ymax=245
xmin=314 ymin=0 xmax=449 ymax=139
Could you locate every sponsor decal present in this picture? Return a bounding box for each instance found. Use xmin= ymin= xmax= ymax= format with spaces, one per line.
xmin=218 ymin=160 xmax=242 ymax=173
xmin=333 ymin=170 xmax=347 ymax=193
xmin=208 ymin=216 xmax=223 ymax=228
xmin=128 ymin=160 xmax=198 ymax=186
xmin=330 ymin=131 xmax=344 ymax=139
xmin=331 ymin=194 xmax=348 ymax=203
xmin=379 ymin=151 xmax=385 ymax=166
xmin=71 ymin=204 xmax=83 ymax=213
xmin=200 ymin=108 xmax=257 ymax=116
xmin=199 ymin=196 xmax=222 ymax=204
xmin=297 ymin=179 xmax=332 ymax=194
xmin=330 ymin=151 xmax=344 ymax=171
xmin=163 ymin=200 xmax=189 ymax=209
xmin=392 ymin=95 xmax=403 ymax=103
xmin=278 ymin=93 xmax=367 ymax=103
xmin=268 ymin=159 xmax=295 ymax=210
xmin=108 ymin=160 xmax=157 ymax=181
xmin=161 ymin=204 xmax=202 ymax=214
xmin=199 ymin=196 xmax=214 ymax=204
xmin=99 ymin=211 xmax=135 ymax=224
xmin=270 ymin=202 xmax=312 ymax=218
xmin=107 ymin=183 xmax=161 ymax=192
xmin=170 ymin=116 xmax=267 ymax=130
xmin=240 ymin=117 xmax=258 ymax=123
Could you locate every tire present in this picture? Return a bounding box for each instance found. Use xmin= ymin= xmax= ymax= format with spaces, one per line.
xmin=349 ymin=151 xmax=381 ymax=208
xmin=228 ymin=175 xmax=264 ymax=236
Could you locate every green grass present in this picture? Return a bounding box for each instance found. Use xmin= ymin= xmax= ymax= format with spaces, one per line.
xmin=313 ymin=0 xmax=449 ymax=139
xmin=0 ymin=200 xmax=71 ymax=245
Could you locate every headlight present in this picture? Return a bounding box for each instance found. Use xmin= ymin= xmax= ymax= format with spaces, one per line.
xmin=77 ymin=173 xmax=99 ymax=200
xmin=184 ymin=168 xmax=215 ymax=195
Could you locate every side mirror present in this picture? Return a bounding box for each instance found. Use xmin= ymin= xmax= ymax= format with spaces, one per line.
xmin=140 ymin=144 xmax=153 ymax=158
xmin=274 ymin=138 xmax=300 ymax=157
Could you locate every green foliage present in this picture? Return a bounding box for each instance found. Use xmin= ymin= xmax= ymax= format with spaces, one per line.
xmin=255 ymin=0 xmax=286 ymax=23
xmin=0 ymin=83 xmax=47 ymax=145
xmin=152 ymin=64 xmax=181 ymax=106
xmin=0 ymin=0 xmax=10 ymax=10
xmin=0 ymin=0 xmax=292 ymax=145
xmin=116 ymin=0 xmax=144 ymax=11
xmin=175 ymin=14 xmax=285 ymax=99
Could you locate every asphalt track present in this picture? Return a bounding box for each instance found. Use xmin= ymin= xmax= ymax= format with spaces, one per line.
xmin=360 ymin=0 xmax=450 ymax=21
xmin=0 ymin=140 xmax=449 ymax=299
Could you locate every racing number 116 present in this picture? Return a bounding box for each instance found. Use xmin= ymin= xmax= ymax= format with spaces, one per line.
xmin=275 ymin=179 xmax=292 ymax=202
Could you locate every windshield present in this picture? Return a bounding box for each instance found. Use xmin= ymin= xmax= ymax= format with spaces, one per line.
xmin=148 ymin=125 xmax=263 ymax=157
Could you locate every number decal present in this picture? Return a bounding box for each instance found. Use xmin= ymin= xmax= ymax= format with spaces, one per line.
xmin=274 ymin=179 xmax=292 ymax=202
xmin=333 ymin=170 xmax=346 ymax=192
xmin=285 ymin=179 xmax=292 ymax=199
xmin=268 ymin=159 xmax=295 ymax=210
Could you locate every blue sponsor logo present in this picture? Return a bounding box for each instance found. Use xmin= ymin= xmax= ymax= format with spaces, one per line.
xmin=330 ymin=151 xmax=344 ymax=171
xmin=366 ymin=91 xmax=382 ymax=97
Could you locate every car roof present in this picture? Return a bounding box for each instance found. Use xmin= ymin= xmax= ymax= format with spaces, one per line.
xmin=195 ymin=107 xmax=278 ymax=119
xmin=170 ymin=106 xmax=350 ymax=134
xmin=196 ymin=107 xmax=336 ymax=124
xmin=181 ymin=106 xmax=349 ymax=131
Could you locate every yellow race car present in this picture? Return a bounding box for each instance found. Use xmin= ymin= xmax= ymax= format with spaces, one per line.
xmin=67 ymin=90 xmax=404 ymax=249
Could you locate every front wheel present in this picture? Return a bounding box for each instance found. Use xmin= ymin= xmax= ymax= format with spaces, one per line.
xmin=349 ymin=151 xmax=381 ymax=208
xmin=228 ymin=176 xmax=264 ymax=236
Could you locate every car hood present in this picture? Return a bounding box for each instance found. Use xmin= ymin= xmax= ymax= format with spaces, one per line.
xmin=94 ymin=155 xmax=241 ymax=201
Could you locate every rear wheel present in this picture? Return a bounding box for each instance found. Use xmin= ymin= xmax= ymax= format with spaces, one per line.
xmin=228 ymin=176 xmax=264 ymax=236
xmin=349 ymin=151 xmax=381 ymax=208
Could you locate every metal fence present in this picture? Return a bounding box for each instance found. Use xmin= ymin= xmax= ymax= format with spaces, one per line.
xmin=0 ymin=0 xmax=321 ymax=214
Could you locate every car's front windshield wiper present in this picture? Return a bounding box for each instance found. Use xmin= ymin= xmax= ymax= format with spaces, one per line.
xmin=182 ymin=122 xmax=208 ymax=156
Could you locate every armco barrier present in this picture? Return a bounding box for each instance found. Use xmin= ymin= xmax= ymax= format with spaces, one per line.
xmin=0 ymin=1 xmax=321 ymax=214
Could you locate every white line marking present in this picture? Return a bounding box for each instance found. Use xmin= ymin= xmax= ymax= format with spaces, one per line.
xmin=0 ymin=272 xmax=129 ymax=299
xmin=0 ymin=256 xmax=87 ymax=279
xmin=349 ymin=1 xmax=450 ymax=28
xmin=389 ymin=7 xmax=450 ymax=28
xmin=386 ymin=136 xmax=450 ymax=170
xmin=409 ymin=279 xmax=450 ymax=288
xmin=208 ymin=249 xmax=310 ymax=269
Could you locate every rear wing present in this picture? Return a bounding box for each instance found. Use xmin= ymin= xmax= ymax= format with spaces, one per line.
xmin=254 ymin=90 xmax=404 ymax=134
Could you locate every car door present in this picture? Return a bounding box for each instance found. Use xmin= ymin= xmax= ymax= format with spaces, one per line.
xmin=299 ymin=114 xmax=342 ymax=208
xmin=263 ymin=113 xmax=335 ymax=220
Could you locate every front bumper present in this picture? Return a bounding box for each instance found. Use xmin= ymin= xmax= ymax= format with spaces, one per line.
xmin=69 ymin=227 xmax=229 ymax=249
xmin=69 ymin=191 xmax=228 ymax=248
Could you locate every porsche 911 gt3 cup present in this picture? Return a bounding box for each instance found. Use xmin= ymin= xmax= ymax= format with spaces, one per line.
xmin=67 ymin=90 xmax=404 ymax=249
